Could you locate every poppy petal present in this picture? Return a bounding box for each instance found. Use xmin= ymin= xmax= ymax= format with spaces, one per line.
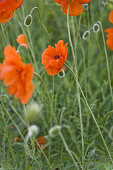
xmin=106 ymin=38 xmax=113 ymax=50
xmin=55 ymin=40 xmax=68 ymax=63
xmin=77 ymin=0 xmax=91 ymax=4
xmin=61 ymin=0 xmax=83 ymax=16
xmin=54 ymin=0 xmax=61 ymax=4
xmin=4 ymin=45 xmax=22 ymax=62
xmin=4 ymin=69 xmax=20 ymax=86
xmin=105 ymin=28 xmax=113 ymax=33
xmin=10 ymin=0 xmax=23 ymax=9
xmin=0 ymin=45 xmax=34 ymax=104
xmin=0 ymin=6 xmax=14 ymax=23
xmin=109 ymin=10 xmax=113 ymax=24
xmin=42 ymin=46 xmax=57 ymax=65
xmin=16 ymin=34 xmax=28 ymax=48
xmin=44 ymin=59 xmax=63 ymax=76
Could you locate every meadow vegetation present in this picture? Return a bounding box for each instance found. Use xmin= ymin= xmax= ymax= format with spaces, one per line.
xmin=0 ymin=0 xmax=113 ymax=169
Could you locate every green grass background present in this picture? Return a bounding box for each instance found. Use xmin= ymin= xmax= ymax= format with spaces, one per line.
xmin=0 ymin=0 xmax=113 ymax=169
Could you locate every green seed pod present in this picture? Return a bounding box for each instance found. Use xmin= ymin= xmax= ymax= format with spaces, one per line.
xmin=24 ymin=102 xmax=41 ymax=124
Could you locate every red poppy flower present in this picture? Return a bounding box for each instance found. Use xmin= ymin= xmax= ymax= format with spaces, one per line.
xmin=0 ymin=0 xmax=23 ymax=23
xmin=105 ymin=11 xmax=113 ymax=50
xmin=105 ymin=28 xmax=113 ymax=50
xmin=54 ymin=0 xmax=91 ymax=16
xmin=16 ymin=34 xmax=28 ymax=48
xmin=0 ymin=45 xmax=34 ymax=104
xmin=109 ymin=10 xmax=113 ymax=24
xmin=35 ymin=136 xmax=47 ymax=156
xmin=42 ymin=40 xmax=68 ymax=76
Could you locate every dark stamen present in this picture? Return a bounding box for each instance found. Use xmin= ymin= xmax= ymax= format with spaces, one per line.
xmin=54 ymin=55 xmax=60 ymax=59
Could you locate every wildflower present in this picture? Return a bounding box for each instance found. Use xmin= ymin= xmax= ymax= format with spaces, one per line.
xmin=109 ymin=10 xmax=113 ymax=24
xmin=105 ymin=28 xmax=113 ymax=50
xmin=105 ymin=11 xmax=113 ymax=50
xmin=16 ymin=34 xmax=28 ymax=48
xmin=54 ymin=0 xmax=91 ymax=16
xmin=0 ymin=0 xmax=23 ymax=23
xmin=42 ymin=40 xmax=68 ymax=76
xmin=0 ymin=45 xmax=34 ymax=104
xmin=35 ymin=136 xmax=47 ymax=156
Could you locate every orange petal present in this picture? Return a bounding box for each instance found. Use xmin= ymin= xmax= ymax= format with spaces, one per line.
xmin=44 ymin=59 xmax=63 ymax=76
xmin=0 ymin=4 xmax=14 ymax=23
xmin=105 ymin=28 xmax=113 ymax=33
xmin=0 ymin=64 xmax=5 ymax=80
xmin=16 ymin=34 xmax=28 ymax=48
xmin=77 ymin=0 xmax=91 ymax=4
xmin=4 ymin=69 xmax=20 ymax=86
xmin=42 ymin=45 xmax=57 ymax=65
xmin=61 ymin=0 xmax=83 ymax=16
xmin=4 ymin=45 xmax=22 ymax=62
xmin=19 ymin=83 xmax=34 ymax=104
xmin=55 ymin=40 xmax=68 ymax=63
xmin=54 ymin=0 xmax=61 ymax=4
xmin=9 ymin=0 xmax=23 ymax=10
xmin=7 ymin=84 xmax=17 ymax=96
xmin=109 ymin=10 xmax=113 ymax=24
xmin=0 ymin=0 xmax=23 ymax=23
xmin=106 ymin=37 xmax=113 ymax=50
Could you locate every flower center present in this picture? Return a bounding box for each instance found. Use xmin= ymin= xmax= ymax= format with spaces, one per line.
xmin=54 ymin=55 xmax=60 ymax=59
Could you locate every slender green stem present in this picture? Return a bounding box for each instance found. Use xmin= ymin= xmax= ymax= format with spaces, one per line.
xmin=65 ymin=63 xmax=113 ymax=164
xmin=59 ymin=132 xmax=79 ymax=170
xmin=99 ymin=21 xmax=113 ymax=104
xmin=67 ymin=3 xmax=84 ymax=168
xmin=4 ymin=23 xmax=10 ymax=45
xmin=0 ymin=95 xmax=27 ymax=127
xmin=52 ymin=76 xmax=57 ymax=124
xmin=34 ymin=72 xmax=51 ymax=102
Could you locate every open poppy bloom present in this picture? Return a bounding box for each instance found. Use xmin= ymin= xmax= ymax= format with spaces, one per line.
xmin=42 ymin=40 xmax=68 ymax=76
xmin=0 ymin=0 xmax=23 ymax=23
xmin=109 ymin=10 xmax=113 ymax=24
xmin=0 ymin=45 xmax=34 ymax=104
xmin=105 ymin=28 xmax=113 ymax=50
xmin=35 ymin=136 xmax=47 ymax=156
xmin=105 ymin=10 xmax=113 ymax=50
xmin=16 ymin=34 xmax=28 ymax=48
xmin=54 ymin=0 xmax=91 ymax=16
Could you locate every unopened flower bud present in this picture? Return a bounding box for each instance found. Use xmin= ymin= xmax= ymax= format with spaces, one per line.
xmin=28 ymin=125 xmax=39 ymax=137
xmin=24 ymin=102 xmax=41 ymax=123
xmin=49 ymin=125 xmax=61 ymax=137
xmin=25 ymin=125 xmax=39 ymax=143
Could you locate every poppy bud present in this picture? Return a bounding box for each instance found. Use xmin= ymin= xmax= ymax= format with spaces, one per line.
xmin=24 ymin=103 xmax=41 ymax=123
xmin=24 ymin=15 xmax=32 ymax=27
xmin=28 ymin=125 xmax=39 ymax=137
xmin=25 ymin=125 xmax=39 ymax=143
xmin=49 ymin=125 xmax=61 ymax=137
